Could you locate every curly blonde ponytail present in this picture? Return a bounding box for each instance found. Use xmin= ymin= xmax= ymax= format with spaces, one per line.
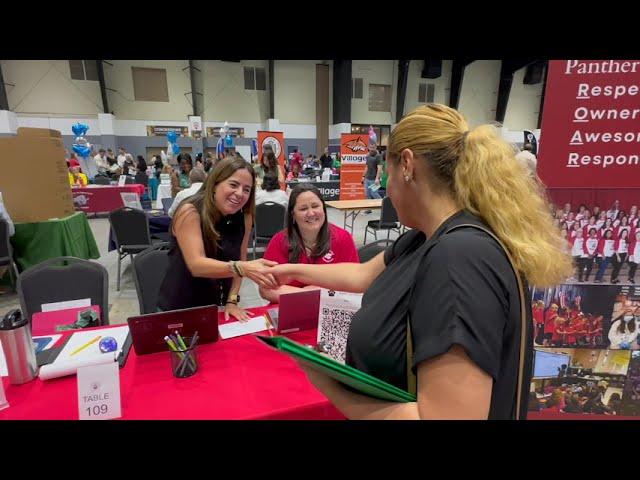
xmin=388 ymin=104 xmax=572 ymax=287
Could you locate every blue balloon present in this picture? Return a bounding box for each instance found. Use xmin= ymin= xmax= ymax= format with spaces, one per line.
xmin=224 ymin=134 xmax=233 ymax=148
xmin=172 ymin=142 xmax=180 ymax=155
xmin=99 ymin=336 xmax=118 ymax=353
xmin=72 ymin=123 xmax=89 ymax=136
xmin=167 ymin=131 xmax=178 ymax=143
xmin=217 ymin=137 xmax=224 ymax=155
xmin=72 ymin=144 xmax=91 ymax=157
xmin=251 ymin=139 xmax=258 ymax=156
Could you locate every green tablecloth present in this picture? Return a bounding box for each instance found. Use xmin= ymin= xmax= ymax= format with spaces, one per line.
xmin=11 ymin=212 xmax=100 ymax=271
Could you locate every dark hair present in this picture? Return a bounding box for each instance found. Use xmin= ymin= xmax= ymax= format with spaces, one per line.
xmin=136 ymin=155 xmax=147 ymax=172
xmin=589 ymin=228 xmax=597 ymax=236
xmin=261 ymin=173 xmax=280 ymax=192
xmin=263 ymin=152 xmax=279 ymax=174
xmin=286 ymin=184 xmax=330 ymax=263
xmin=614 ymin=311 xmax=636 ymax=335
xmin=175 ymin=157 xmax=255 ymax=257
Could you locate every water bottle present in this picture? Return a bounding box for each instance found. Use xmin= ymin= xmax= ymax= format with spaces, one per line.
xmin=0 ymin=310 xmax=38 ymax=385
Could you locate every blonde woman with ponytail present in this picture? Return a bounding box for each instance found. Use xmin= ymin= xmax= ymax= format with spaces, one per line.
xmin=264 ymin=104 xmax=572 ymax=420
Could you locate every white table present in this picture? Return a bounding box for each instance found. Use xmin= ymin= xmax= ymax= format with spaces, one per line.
xmin=325 ymin=199 xmax=383 ymax=234
xmin=155 ymin=183 xmax=172 ymax=209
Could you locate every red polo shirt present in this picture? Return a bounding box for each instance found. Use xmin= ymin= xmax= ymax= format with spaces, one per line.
xmin=263 ymin=223 xmax=360 ymax=287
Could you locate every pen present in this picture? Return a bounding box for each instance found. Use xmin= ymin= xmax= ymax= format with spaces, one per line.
xmin=70 ymin=335 xmax=102 ymax=357
xmin=164 ymin=335 xmax=179 ymax=352
xmin=178 ymin=332 xmax=199 ymax=376
xmin=175 ymin=331 xmax=188 ymax=351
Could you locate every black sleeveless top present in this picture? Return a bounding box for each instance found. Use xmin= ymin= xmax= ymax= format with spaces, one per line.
xmin=157 ymin=209 xmax=245 ymax=311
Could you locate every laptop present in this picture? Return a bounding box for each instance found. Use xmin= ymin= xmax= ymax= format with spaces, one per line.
xmin=127 ymin=305 xmax=219 ymax=355
xmin=266 ymin=290 xmax=321 ymax=334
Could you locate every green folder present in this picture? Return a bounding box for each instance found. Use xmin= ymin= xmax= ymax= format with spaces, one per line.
xmin=257 ymin=335 xmax=416 ymax=403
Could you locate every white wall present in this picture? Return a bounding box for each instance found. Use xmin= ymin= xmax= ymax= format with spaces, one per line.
xmin=458 ymin=60 xmax=501 ymax=127
xmin=404 ymin=60 xmax=452 ymax=115
xmin=503 ymin=66 xmax=544 ymax=131
xmin=351 ymin=60 xmax=397 ymax=125
xmin=104 ymin=60 xmax=192 ymax=121
xmin=199 ymin=60 xmax=269 ymax=123
xmin=2 ymin=60 xmax=102 ymax=115
xmin=274 ymin=61 xmax=318 ymax=125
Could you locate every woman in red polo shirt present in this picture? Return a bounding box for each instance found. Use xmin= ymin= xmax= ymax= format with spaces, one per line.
xmin=259 ymin=184 xmax=359 ymax=302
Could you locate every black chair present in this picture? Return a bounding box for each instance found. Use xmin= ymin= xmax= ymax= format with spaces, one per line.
xmin=253 ymin=202 xmax=286 ymax=258
xmin=132 ymin=243 xmax=170 ymax=314
xmin=0 ymin=219 xmax=19 ymax=292
xmin=363 ymin=196 xmax=400 ymax=244
xmin=109 ymin=207 xmax=154 ymax=291
xmin=17 ymin=256 xmax=109 ymax=325
xmin=161 ymin=197 xmax=174 ymax=216
xmin=134 ymin=172 xmax=149 ymax=187
xmin=93 ymin=175 xmax=111 ymax=185
xmin=357 ymin=238 xmax=395 ymax=263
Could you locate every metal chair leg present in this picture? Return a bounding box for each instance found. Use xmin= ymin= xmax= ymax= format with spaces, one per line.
xmin=117 ymin=251 xmax=122 ymax=291
xmin=364 ymin=227 xmax=368 ymax=245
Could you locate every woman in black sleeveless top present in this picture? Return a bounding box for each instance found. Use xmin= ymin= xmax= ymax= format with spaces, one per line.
xmin=157 ymin=157 xmax=278 ymax=321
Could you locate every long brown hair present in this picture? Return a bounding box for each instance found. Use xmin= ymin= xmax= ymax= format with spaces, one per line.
xmin=174 ymin=157 xmax=256 ymax=256
xmin=286 ymin=184 xmax=330 ymax=263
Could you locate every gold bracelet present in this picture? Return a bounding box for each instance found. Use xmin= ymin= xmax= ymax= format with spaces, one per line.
xmin=235 ymin=261 xmax=245 ymax=277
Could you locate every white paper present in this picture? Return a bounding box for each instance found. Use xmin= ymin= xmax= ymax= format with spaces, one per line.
xmin=55 ymin=326 xmax=129 ymax=364
xmin=0 ymin=342 xmax=6 ymax=376
xmin=41 ymin=298 xmax=91 ymax=313
xmin=118 ymin=175 xmax=127 ymax=186
xmin=317 ymin=289 xmax=363 ymax=364
xmin=0 ymin=377 xmax=8 ymax=411
xmin=77 ymin=360 xmax=121 ymax=420
xmin=219 ymin=315 xmax=269 ymax=339
xmin=39 ymin=353 xmax=116 ymax=381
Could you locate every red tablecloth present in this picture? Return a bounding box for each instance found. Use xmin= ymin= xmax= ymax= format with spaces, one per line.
xmin=0 ymin=306 xmax=345 ymax=420
xmin=72 ymin=185 xmax=147 ymax=214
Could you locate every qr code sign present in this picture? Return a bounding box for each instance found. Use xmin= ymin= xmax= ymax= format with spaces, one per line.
xmin=318 ymin=307 xmax=356 ymax=364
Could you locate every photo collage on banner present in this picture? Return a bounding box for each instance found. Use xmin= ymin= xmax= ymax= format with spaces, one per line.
xmin=529 ymin=284 xmax=640 ymax=418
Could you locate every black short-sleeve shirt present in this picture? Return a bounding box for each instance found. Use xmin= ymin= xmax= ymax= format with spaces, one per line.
xmin=345 ymin=210 xmax=533 ymax=419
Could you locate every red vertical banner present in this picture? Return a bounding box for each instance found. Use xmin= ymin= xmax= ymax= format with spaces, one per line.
xmin=339 ymin=134 xmax=368 ymax=200
xmin=538 ymin=60 xmax=640 ymax=188
xmin=257 ymin=131 xmax=286 ymax=190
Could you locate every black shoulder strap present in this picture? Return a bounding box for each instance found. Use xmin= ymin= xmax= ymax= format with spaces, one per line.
xmin=406 ymin=223 xmax=528 ymax=420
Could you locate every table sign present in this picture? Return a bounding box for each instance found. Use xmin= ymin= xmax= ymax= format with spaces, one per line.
xmin=118 ymin=175 xmax=127 ymax=187
xmin=77 ymin=360 xmax=121 ymax=420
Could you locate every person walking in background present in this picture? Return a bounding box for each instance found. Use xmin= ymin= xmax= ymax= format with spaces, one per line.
xmin=320 ymin=147 xmax=333 ymax=170
xmin=362 ymin=145 xmax=383 ymax=201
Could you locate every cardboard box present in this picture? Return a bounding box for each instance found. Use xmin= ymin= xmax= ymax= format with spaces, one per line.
xmin=0 ymin=127 xmax=74 ymax=223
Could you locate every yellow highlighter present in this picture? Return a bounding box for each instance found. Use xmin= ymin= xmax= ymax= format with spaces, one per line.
xmin=70 ymin=335 xmax=102 ymax=357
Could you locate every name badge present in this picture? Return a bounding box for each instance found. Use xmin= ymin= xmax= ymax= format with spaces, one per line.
xmin=77 ymin=360 xmax=121 ymax=420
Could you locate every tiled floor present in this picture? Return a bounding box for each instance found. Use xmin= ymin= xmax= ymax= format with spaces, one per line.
xmin=0 ymin=207 xmax=395 ymax=323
